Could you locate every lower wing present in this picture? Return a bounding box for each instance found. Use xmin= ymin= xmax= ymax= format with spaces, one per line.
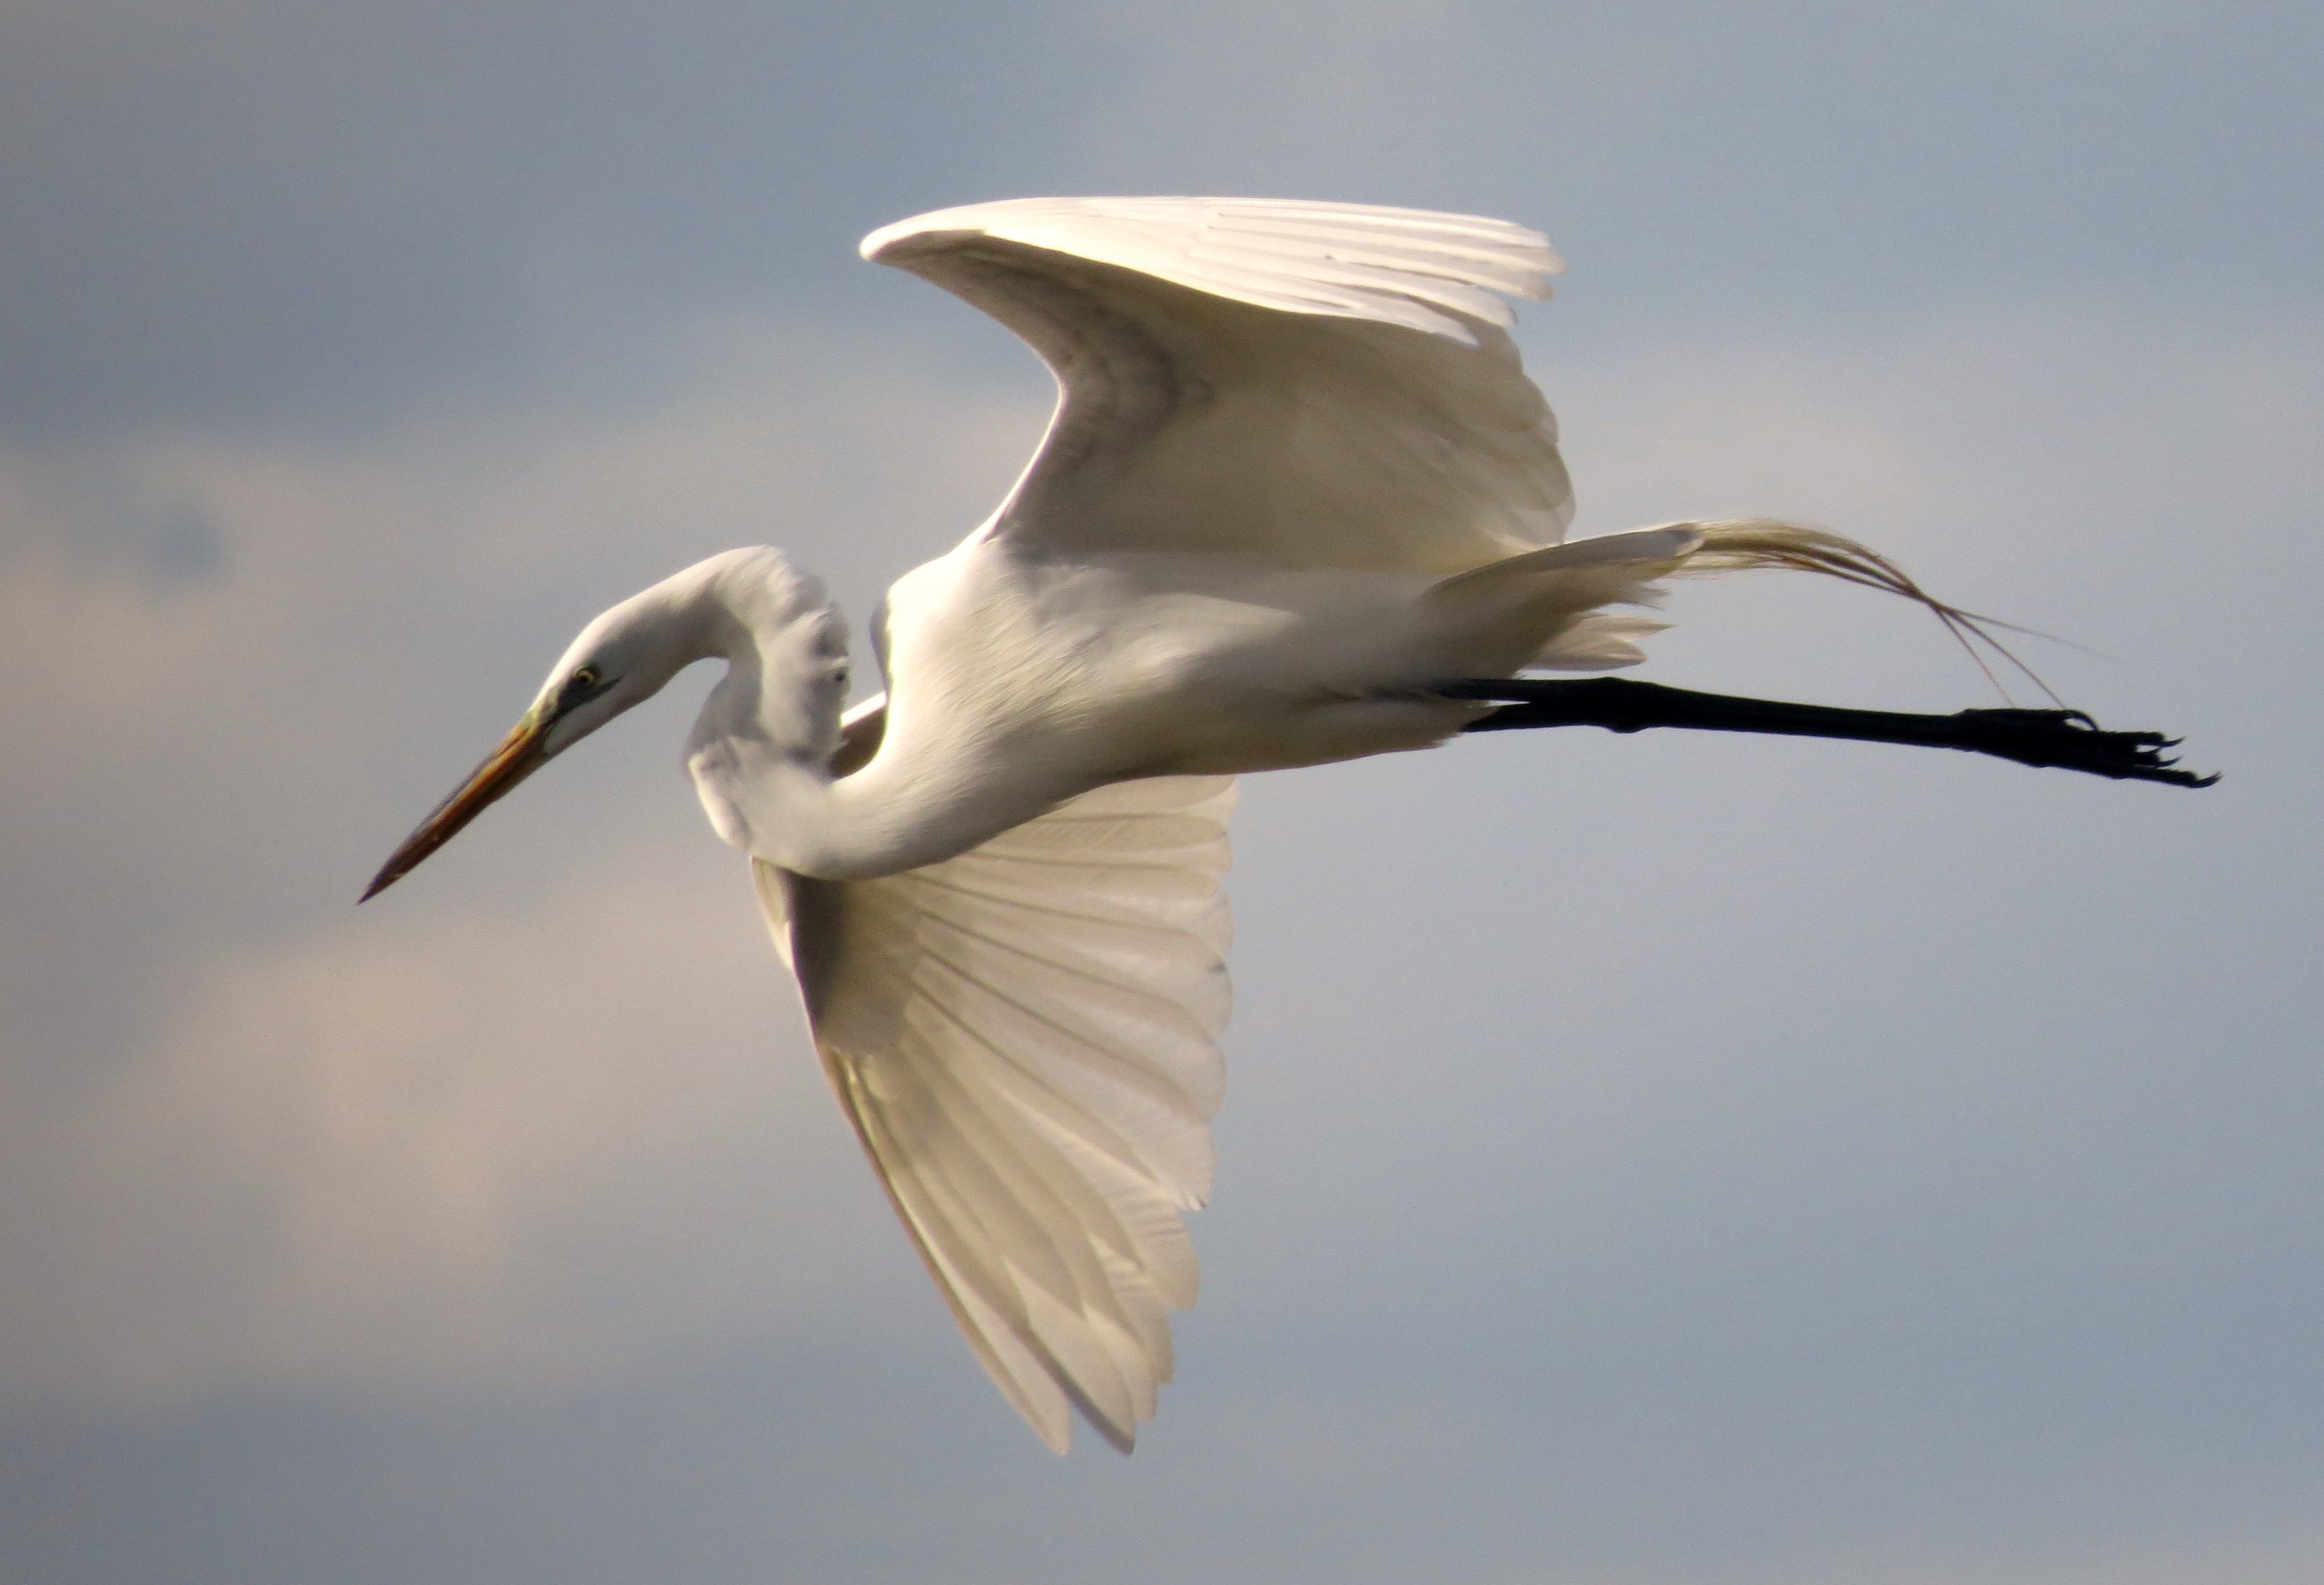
xmin=756 ymin=773 xmax=1237 ymax=1451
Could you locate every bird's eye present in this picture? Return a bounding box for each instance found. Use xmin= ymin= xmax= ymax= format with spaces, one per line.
xmin=571 ymin=665 xmax=602 ymax=690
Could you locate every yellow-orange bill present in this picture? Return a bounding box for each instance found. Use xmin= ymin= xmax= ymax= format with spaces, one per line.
xmin=360 ymin=714 xmax=549 ymax=901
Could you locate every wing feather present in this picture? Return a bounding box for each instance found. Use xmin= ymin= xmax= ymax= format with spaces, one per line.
xmin=861 ymin=196 xmax=1573 ymax=572
xmin=760 ymin=772 xmax=1236 ymax=1452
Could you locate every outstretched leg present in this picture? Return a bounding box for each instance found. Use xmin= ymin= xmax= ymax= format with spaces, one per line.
xmin=1442 ymin=677 xmax=2215 ymax=788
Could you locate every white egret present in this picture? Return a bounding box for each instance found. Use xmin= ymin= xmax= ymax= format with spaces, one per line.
xmin=364 ymin=197 xmax=2207 ymax=1453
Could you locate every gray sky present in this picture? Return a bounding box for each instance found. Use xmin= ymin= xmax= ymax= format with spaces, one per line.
xmin=3 ymin=2 xmax=2320 ymax=1581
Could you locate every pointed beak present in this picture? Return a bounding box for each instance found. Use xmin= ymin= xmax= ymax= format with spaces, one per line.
xmin=362 ymin=710 xmax=551 ymax=901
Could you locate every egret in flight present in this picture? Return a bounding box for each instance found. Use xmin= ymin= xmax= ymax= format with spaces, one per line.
xmin=364 ymin=197 xmax=2207 ymax=1453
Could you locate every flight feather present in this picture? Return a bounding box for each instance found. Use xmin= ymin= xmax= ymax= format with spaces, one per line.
xmin=758 ymin=769 xmax=1236 ymax=1452
xmin=862 ymin=197 xmax=1575 ymax=573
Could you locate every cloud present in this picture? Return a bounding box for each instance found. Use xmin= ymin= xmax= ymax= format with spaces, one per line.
xmin=0 ymin=311 xmax=1045 ymax=1041
xmin=0 ymin=843 xmax=894 ymax=1407
xmin=0 ymin=319 xmax=1044 ymax=1406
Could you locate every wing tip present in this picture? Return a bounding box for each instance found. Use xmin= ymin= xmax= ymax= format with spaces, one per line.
xmin=860 ymin=217 xmax=952 ymax=263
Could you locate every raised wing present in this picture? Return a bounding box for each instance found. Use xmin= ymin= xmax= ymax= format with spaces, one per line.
xmin=861 ymin=197 xmax=1573 ymax=573
xmin=757 ymin=770 xmax=1236 ymax=1452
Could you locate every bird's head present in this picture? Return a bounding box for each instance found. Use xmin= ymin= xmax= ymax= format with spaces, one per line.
xmin=361 ymin=547 xmax=824 ymax=901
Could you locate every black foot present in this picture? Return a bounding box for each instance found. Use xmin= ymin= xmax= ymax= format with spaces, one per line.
xmin=1948 ymin=708 xmax=2218 ymax=787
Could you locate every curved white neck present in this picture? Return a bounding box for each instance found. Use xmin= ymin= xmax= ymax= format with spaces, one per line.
xmin=674 ymin=559 xmax=1023 ymax=881
xmin=687 ymin=721 xmax=1000 ymax=881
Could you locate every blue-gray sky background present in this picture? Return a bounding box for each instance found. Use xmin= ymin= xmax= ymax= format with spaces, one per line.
xmin=3 ymin=3 xmax=2320 ymax=1581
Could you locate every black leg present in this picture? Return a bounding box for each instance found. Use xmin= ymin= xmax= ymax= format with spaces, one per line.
xmin=1442 ymin=677 xmax=2216 ymax=788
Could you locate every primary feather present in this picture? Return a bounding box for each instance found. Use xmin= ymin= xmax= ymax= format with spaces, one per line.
xmin=759 ymin=767 xmax=1235 ymax=1453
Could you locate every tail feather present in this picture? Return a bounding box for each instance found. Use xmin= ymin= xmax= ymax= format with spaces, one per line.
xmin=1675 ymin=518 xmax=2059 ymax=704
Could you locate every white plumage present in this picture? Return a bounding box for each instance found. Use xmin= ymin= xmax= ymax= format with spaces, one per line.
xmin=367 ymin=195 xmax=2201 ymax=1453
xmin=864 ymin=197 xmax=1574 ymax=571
xmin=762 ymin=767 xmax=1234 ymax=1452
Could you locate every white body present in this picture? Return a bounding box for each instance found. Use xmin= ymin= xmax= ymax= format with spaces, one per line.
xmin=653 ymin=199 xmax=1700 ymax=886
xmin=408 ymin=198 xmax=1885 ymax=1454
xmin=695 ymin=532 xmax=1684 ymax=880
